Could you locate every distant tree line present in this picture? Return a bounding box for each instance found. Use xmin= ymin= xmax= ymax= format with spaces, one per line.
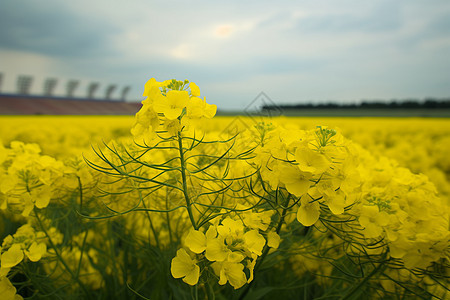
xmin=261 ymin=98 xmax=450 ymax=110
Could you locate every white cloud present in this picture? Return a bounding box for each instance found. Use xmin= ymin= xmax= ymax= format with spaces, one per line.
xmin=170 ymin=43 xmax=194 ymax=60
xmin=214 ymin=24 xmax=234 ymax=38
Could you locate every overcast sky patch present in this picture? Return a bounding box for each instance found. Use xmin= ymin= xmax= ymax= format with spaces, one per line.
xmin=0 ymin=0 xmax=449 ymax=109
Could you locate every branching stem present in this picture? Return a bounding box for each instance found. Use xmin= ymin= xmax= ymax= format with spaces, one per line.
xmin=178 ymin=132 xmax=197 ymax=230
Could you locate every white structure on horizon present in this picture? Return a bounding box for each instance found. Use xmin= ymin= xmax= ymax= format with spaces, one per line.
xmin=87 ymin=82 xmax=99 ymax=99
xmin=43 ymin=78 xmax=58 ymax=96
xmin=17 ymin=75 xmax=33 ymax=95
xmin=0 ymin=74 xmax=131 ymax=101
xmin=66 ymin=80 xmax=79 ymax=98
xmin=121 ymin=86 xmax=130 ymax=102
xmin=105 ymin=84 xmax=117 ymax=100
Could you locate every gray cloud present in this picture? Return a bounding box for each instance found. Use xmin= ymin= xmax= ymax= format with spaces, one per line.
xmin=292 ymin=3 xmax=401 ymax=34
xmin=0 ymin=1 xmax=120 ymax=57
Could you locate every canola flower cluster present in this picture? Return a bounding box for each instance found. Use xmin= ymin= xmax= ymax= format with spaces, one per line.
xmin=282 ymin=117 xmax=450 ymax=208
xmin=0 ymin=79 xmax=449 ymax=299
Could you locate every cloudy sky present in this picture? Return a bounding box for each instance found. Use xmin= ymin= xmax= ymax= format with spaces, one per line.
xmin=1 ymin=0 xmax=449 ymax=110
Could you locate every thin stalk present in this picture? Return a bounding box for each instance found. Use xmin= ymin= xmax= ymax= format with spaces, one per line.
xmin=341 ymin=262 xmax=385 ymax=300
xmin=191 ymin=284 xmax=199 ymax=300
xmin=238 ymin=193 xmax=291 ymax=300
xmin=75 ymin=229 xmax=89 ymax=278
xmin=165 ymin=187 xmax=174 ymax=247
xmin=178 ymin=132 xmax=197 ymax=229
xmin=77 ymin=176 xmax=83 ymax=212
xmin=34 ymin=209 xmax=92 ymax=299
xmin=140 ymin=193 xmax=161 ymax=249
xmin=75 ymin=176 xmax=89 ymax=279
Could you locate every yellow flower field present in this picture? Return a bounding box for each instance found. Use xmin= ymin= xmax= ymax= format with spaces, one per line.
xmin=1 ymin=115 xmax=448 ymax=202
xmin=0 ymin=79 xmax=449 ymax=299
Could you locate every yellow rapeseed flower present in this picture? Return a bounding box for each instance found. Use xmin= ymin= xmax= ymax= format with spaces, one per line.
xmin=184 ymin=230 xmax=207 ymax=254
xmin=190 ymin=82 xmax=200 ymax=97
xmin=297 ymin=195 xmax=320 ymax=227
xmin=171 ymin=248 xmax=200 ymax=286
xmin=0 ymin=276 xmax=23 ymax=300
xmin=243 ymin=230 xmax=265 ymax=256
xmin=142 ymin=78 xmax=164 ymax=97
xmin=1 ymin=244 xmax=24 ymax=269
xmin=153 ymin=90 xmax=189 ymax=120
xmin=295 ymin=147 xmax=330 ymax=175
xmin=212 ymin=261 xmax=247 ymax=289
xmin=278 ymin=164 xmax=312 ymax=197
xmin=186 ymin=97 xmax=217 ymax=119
xmin=24 ymin=242 xmax=47 ymax=262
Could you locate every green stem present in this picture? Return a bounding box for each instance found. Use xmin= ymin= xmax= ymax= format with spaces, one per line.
xmin=341 ymin=262 xmax=385 ymax=300
xmin=141 ymin=196 xmax=161 ymax=249
xmin=165 ymin=187 xmax=174 ymax=247
xmin=34 ymin=209 xmax=92 ymax=298
xmin=238 ymin=193 xmax=291 ymax=300
xmin=75 ymin=229 xmax=89 ymax=278
xmin=191 ymin=284 xmax=199 ymax=300
xmin=178 ymin=132 xmax=197 ymax=230
xmin=77 ymin=176 xmax=83 ymax=212
xmin=206 ymin=281 xmax=216 ymax=300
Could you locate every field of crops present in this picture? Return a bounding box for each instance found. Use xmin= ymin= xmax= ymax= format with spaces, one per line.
xmin=1 ymin=79 xmax=449 ymax=299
